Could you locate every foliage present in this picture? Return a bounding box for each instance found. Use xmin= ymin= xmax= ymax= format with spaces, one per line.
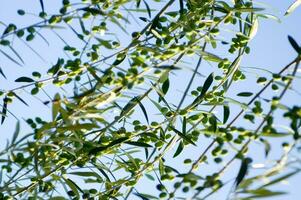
xmin=0 ymin=0 xmax=301 ymax=199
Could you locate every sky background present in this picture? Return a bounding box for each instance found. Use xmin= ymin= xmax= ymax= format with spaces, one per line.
xmin=0 ymin=0 xmax=301 ymax=199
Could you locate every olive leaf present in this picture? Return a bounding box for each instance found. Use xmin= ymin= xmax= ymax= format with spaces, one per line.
xmin=285 ymin=0 xmax=301 ymax=16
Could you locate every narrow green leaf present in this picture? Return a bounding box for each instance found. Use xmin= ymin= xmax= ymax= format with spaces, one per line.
xmin=69 ymin=171 xmax=103 ymax=181
xmin=171 ymin=127 xmax=196 ymax=146
xmin=143 ymin=0 xmax=151 ymax=18
xmin=47 ymin=59 xmax=62 ymax=75
xmin=144 ymin=148 xmax=149 ymax=159
xmin=223 ymin=104 xmax=230 ymax=124
xmin=165 ymin=11 xmax=178 ymax=17
xmin=89 ymin=137 xmax=129 ymax=155
xmin=209 ymin=35 xmax=217 ymax=48
xmin=15 ymin=77 xmax=34 ymax=83
xmin=177 ymin=172 xmax=201 ymax=180
xmin=0 ymin=49 xmax=22 ymax=66
xmin=2 ymin=24 xmax=16 ymax=36
xmin=58 ymin=123 xmax=98 ymax=132
xmin=225 ymin=97 xmax=249 ymax=110
xmin=215 ymin=1 xmax=231 ymax=12
xmin=134 ymin=193 xmax=157 ymax=200
xmin=233 ymin=7 xmax=265 ymax=13
xmin=285 ymin=0 xmax=301 ymax=16
xmin=179 ymin=0 xmax=184 ymax=15
xmin=120 ymin=96 xmax=144 ymax=118
xmin=94 ymin=166 xmax=111 ymax=182
xmin=162 ymin=78 xmax=170 ymax=95
xmin=107 ymin=137 xmax=129 ymax=147
xmin=139 ymin=17 xmax=148 ymax=22
xmin=159 ymin=158 xmax=164 ymax=176
xmin=64 ymin=178 xmax=81 ymax=198
xmin=136 ymin=0 xmax=141 ymax=8
xmin=173 ymin=141 xmax=184 ymax=158
xmin=49 ymin=197 xmax=66 ymax=200
xmin=261 ymin=170 xmax=300 ymax=188
xmin=182 ymin=116 xmax=186 ymax=135
xmin=150 ymin=29 xmax=162 ymax=39
xmin=37 ymin=25 xmax=66 ymax=29
xmin=192 ymin=73 xmax=214 ymax=107
xmin=237 ymin=92 xmax=253 ymax=97
xmin=1 ymin=97 xmax=8 ymax=124
xmin=235 ymin=158 xmax=251 ymax=188
xmin=96 ymin=38 xmax=113 ymax=49
xmin=113 ymin=53 xmax=126 ymax=66
xmin=12 ymin=92 xmax=29 ymax=106
xmin=39 ymin=0 xmax=45 ymax=13
xmin=125 ymin=141 xmax=152 ymax=148
xmin=244 ymin=190 xmax=287 ymax=198
xmin=257 ymin=14 xmax=281 ymax=23
xmin=36 ymin=31 xmax=50 ymax=46
xmin=149 ymin=98 xmax=163 ymax=113
xmin=11 ymin=121 xmax=20 ymax=145
xmin=159 ymin=127 xmax=165 ymax=140
xmin=9 ymin=46 xmax=24 ymax=64
xmin=165 ymin=165 xmax=179 ymax=174
xmin=78 ymin=17 xmax=86 ymax=34
xmin=81 ymin=7 xmax=105 ymax=15
xmin=288 ymin=35 xmax=301 ymax=54
xmin=156 ymin=65 xmax=180 ymax=70
xmin=150 ymin=16 xmax=160 ymax=30
xmin=137 ymin=99 xmax=149 ymax=124
xmin=238 ymin=176 xmax=255 ymax=189
xmin=145 ymin=174 xmax=155 ymax=181
xmin=209 ymin=116 xmax=217 ymax=133
xmin=262 ymin=132 xmax=291 ymax=137
xmin=22 ymin=39 xmax=46 ymax=62
xmin=109 ymin=16 xmax=128 ymax=34
xmin=120 ymin=96 xmax=139 ymax=117
xmin=0 ymin=67 xmax=7 ymax=79
xmin=249 ymin=17 xmax=259 ymax=40
xmin=200 ymin=51 xmax=223 ymax=63
xmin=259 ymin=138 xmax=271 ymax=157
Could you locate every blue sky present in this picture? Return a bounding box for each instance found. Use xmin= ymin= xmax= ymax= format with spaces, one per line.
xmin=0 ymin=0 xmax=301 ymax=199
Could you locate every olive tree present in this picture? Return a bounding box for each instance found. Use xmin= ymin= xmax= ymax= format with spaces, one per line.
xmin=0 ymin=0 xmax=301 ymax=199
